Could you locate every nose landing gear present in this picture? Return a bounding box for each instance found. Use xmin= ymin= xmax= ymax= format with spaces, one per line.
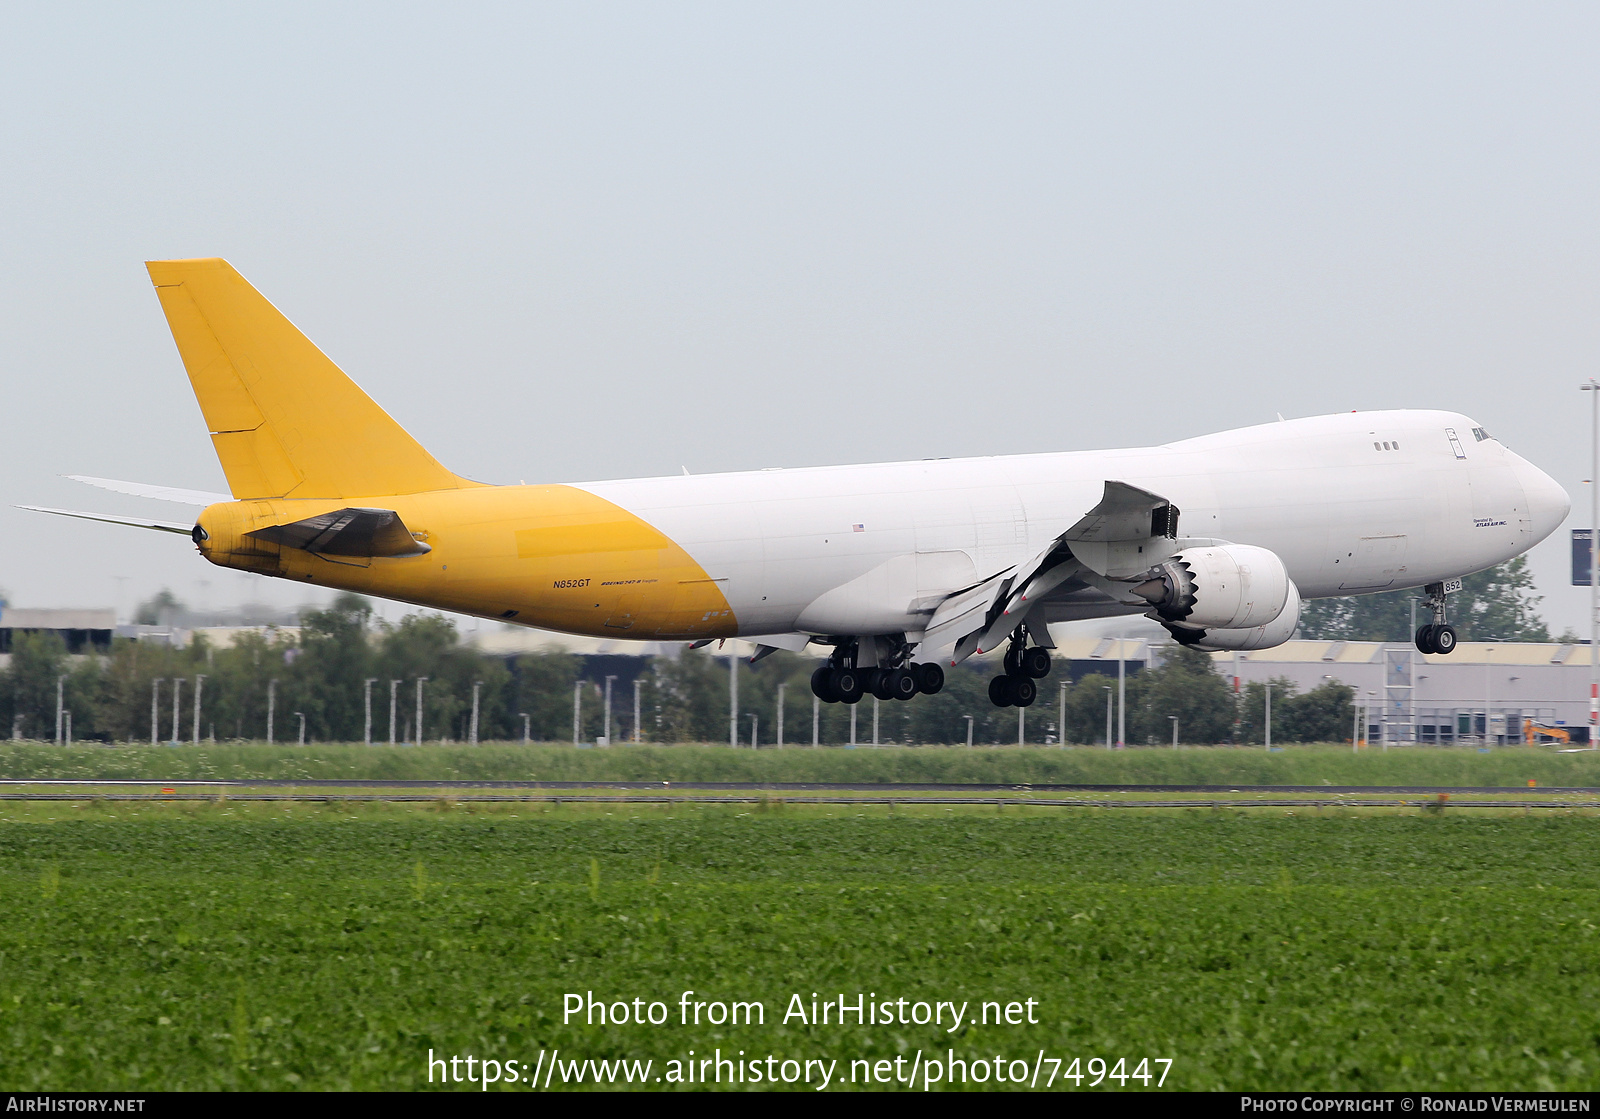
xmin=1414 ymin=580 xmax=1462 ymax=655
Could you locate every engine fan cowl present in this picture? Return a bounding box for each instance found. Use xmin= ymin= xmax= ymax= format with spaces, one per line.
xmin=1133 ymin=544 xmax=1291 ymax=630
xmin=1166 ymin=579 xmax=1302 ymax=651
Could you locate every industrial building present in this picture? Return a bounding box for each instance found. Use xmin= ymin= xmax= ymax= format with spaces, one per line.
xmin=0 ymin=608 xmax=115 ymax=656
xmin=1208 ymin=640 xmax=1595 ymax=746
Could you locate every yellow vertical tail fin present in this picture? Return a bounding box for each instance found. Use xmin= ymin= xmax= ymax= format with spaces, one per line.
xmin=146 ymin=258 xmax=479 ymax=500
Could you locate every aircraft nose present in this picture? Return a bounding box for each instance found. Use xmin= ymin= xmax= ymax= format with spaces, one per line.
xmin=1509 ymin=451 xmax=1570 ymax=544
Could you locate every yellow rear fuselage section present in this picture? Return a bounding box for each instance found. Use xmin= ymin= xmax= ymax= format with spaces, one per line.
xmin=195 ymin=485 xmax=737 ymax=640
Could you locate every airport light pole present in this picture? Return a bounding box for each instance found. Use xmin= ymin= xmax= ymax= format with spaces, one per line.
xmin=750 ymin=712 xmax=758 ymax=748
xmin=470 ymin=681 xmax=482 ymax=745
xmin=414 ymin=677 xmax=427 ymax=745
xmin=54 ymin=675 xmax=65 ymax=744
xmin=1058 ymin=681 xmax=1067 ymax=746
xmin=873 ymin=696 xmax=880 ymax=746
xmin=1586 ymin=380 xmax=1600 ymax=744
xmin=812 ymin=694 xmax=820 ymax=747
xmin=776 ymin=683 xmax=786 ymax=747
xmin=1231 ymin=650 xmax=1241 ymax=744
xmin=519 ymin=712 xmax=530 ymax=744
xmin=363 ymin=679 xmax=377 ymax=745
xmin=1103 ymin=686 xmax=1112 ymax=750
xmin=963 ymin=714 xmax=974 ymax=748
xmin=1017 ymin=705 xmax=1024 ymax=746
xmin=633 ymin=678 xmax=642 ymax=743
xmin=1170 ymin=715 xmax=1179 ymax=749
xmin=295 ymin=711 xmax=305 ymax=745
xmin=1264 ymin=683 xmax=1273 ymax=751
xmin=573 ymin=681 xmax=582 ymax=745
xmin=267 ymin=679 xmax=276 ymax=744
xmin=388 ymin=680 xmax=399 ymax=744
xmin=151 ymin=679 xmax=163 ymax=745
xmin=192 ymin=674 xmax=205 ymax=745
xmin=171 ymin=677 xmax=183 ymax=746
xmin=1486 ymin=646 xmax=1494 ymax=746
xmin=1116 ymin=639 xmax=1126 ymax=748
xmin=603 ymin=676 xmax=615 ymax=745
xmin=728 ymin=654 xmax=738 ymax=748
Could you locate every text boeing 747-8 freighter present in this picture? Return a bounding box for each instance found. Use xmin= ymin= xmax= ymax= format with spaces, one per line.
xmin=24 ymin=259 xmax=1570 ymax=710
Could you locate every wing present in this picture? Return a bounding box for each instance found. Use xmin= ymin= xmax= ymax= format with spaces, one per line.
xmin=246 ymin=507 xmax=432 ymax=558
xmin=923 ymin=480 xmax=1179 ymax=665
xmin=65 ymin=475 xmax=232 ymax=506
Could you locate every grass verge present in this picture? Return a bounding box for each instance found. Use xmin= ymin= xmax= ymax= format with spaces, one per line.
xmin=2 ymin=742 xmax=1599 ymax=786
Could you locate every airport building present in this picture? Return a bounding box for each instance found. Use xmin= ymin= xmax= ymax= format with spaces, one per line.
xmin=1206 ymin=640 xmax=1595 ymax=746
xmin=0 ymin=608 xmax=116 ymax=656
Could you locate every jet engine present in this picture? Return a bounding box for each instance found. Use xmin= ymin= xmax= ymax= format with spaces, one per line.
xmin=1132 ymin=544 xmax=1291 ymax=630
xmin=1161 ymin=578 xmax=1302 ymax=651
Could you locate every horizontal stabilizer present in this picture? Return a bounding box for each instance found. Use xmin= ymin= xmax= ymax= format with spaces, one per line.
xmin=247 ymin=507 xmax=431 ymax=558
xmin=66 ymin=475 xmax=231 ymax=506
xmin=18 ymin=506 xmax=195 ymax=535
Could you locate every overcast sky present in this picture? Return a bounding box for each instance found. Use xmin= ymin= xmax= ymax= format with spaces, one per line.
xmin=2 ymin=3 xmax=1597 ymax=633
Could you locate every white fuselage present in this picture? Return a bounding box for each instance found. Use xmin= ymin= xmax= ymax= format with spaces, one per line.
xmin=576 ymin=410 xmax=1568 ymax=639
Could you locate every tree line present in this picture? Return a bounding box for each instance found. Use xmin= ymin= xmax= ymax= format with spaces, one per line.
xmin=1298 ymin=557 xmax=1551 ymax=642
xmin=0 ymin=592 xmax=1356 ymax=746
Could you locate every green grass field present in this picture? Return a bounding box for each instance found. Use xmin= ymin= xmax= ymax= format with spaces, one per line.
xmin=3 ymin=801 xmax=1599 ymax=1091
xmin=4 ymin=741 xmax=1600 ymax=786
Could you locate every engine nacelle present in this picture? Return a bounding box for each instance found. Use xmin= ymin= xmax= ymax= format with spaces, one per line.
xmin=1133 ymin=544 xmax=1291 ymax=630
xmin=1163 ymin=579 xmax=1302 ymax=651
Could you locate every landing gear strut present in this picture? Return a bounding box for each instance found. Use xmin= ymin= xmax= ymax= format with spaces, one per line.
xmin=990 ymin=627 xmax=1051 ymax=707
xmin=1414 ymin=580 xmax=1460 ymax=655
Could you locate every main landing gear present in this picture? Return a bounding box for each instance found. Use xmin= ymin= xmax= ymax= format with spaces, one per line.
xmin=1414 ymin=580 xmax=1460 ymax=655
xmin=809 ymin=642 xmax=944 ymax=705
xmin=989 ymin=629 xmax=1053 ymax=708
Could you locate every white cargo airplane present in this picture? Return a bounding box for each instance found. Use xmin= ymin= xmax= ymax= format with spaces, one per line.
xmin=25 ymin=260 xmax=1571 ymax=711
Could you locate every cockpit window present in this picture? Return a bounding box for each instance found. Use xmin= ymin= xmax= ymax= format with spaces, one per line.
xmin=1472 ymin=427 xmax=1492 ymax=442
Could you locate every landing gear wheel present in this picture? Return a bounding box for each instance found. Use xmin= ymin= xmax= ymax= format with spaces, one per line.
xmin=1414 ymin=625 xmax=1438 ymax=655
xmin=887 ymin=669 xmax=919 ymax=701
xmin=1433 ymin=625 xmax=1457 ymax=655
xmin=1021 ymin=647 xmax=1052 ymax=679
xmin=811 ymin=665 xmax=839 ymax=702
xmin=988 ymin=676 xmax=1015 ymax=707
xmin=1011 ymin=678 xmax=1037 ymax=707
xmin=869 ymin=669 xmax=895 ymax=701
xmin=832 ymin=668 xmax=865 ymax=704
xmin=914 ymin=662 xmax=944 ymax=695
